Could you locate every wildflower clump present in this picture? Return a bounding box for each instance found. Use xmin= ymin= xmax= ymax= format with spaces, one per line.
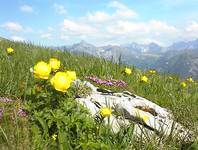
xmin=6 ymin=47 xmax=14 ymax=55
xmin=100 ymin=107 xmax=112 ymax=118
xmin=33 ymin=61 xmax=51 ymax=79
xmin=86 ymin=76 xmax=127 ymax=87
xmin=124 ymin=67 xmax=132 ymax=75
xmin=49 ymin=58 xmax=60 ymax=72
xmin=50 ymin=72 xmax=72 ymax=92
xmin=141 ymin=75 xmax=148 ymax=83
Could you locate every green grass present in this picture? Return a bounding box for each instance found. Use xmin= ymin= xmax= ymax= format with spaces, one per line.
xmin=0 ymin=39 xmax=198 ymax=149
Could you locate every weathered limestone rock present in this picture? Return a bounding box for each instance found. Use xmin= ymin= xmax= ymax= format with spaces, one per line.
xmin=74 ymin=80 xmax=194 ymax=143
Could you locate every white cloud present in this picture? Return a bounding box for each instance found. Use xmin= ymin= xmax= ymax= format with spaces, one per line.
xmin=110 ymin=1 xmax=137 ymax=19
xmin=11 ymin=36 xmax=25 ymax=41
xmin=85 ymin=1 xmax=137 ymax=23
xmin=1 ymin=22 xmax=23 ymax=32
xmin=60 ymin=34 xmax=69 ymax=40
xmin=54 ymin=4 xmax=67 ymax=14
xmin=106 ymin=21 xmax=148 ymax=35
xmin=86 ymin=11 xmax=111 ymax=23
xmin=59 ymin=13 xmax=181 ymax=45
xmin=186 ymin=21 xmax=198 ymax=32
xmin=40 ymin=33 xmax=52 ymax=40
xmin=20 ymin=5 xmax=33 ymax=13
xmin=106 ymin=20 xmax=178 ymax=37
xmin=62 ymin=19 xmax=97 ymax=36
xmin=185 ymin=21 xmax=198 ymax=39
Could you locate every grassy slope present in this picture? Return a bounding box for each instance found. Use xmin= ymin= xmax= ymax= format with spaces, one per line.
xmin=0 ymin=39 xmax=198 ymax=149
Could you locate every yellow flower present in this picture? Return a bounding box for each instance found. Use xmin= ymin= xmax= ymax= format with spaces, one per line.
xmin=141 ymin=76 xmax=148 ymax=83
xmin=187 ymin=77 xmax=195 ymax=83
xmin=33 ymin=61 xmax=51 ymax=79
xmin=181 ymin=82 xmax=187 ymax=88
xmin=134 ymin=108 xmax=149 ymax=123
xmin=100 ymin=107 xmax=112 ymax=118
xmin=124 ymin=67 xmax=132 ymax=75
xmin=6 ymin=47 xmax=14 ymax=54
xmin=66 ymin=71 xmax=77 ymax=81
xmin=49 ymin=58 xmax=60 ymax=72
xmin=50 ymin=72 xmax=72 ymax=92
xmin=142 ymin=115 xmax=150 ymax=123
xmin=149 ymin=70 xmax=156 ymax=75
xmin=52 ymin=134 xmax=57 ymax=141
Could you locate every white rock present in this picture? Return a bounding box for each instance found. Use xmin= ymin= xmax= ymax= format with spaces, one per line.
xmin=74 ymin=80 xmax=194 ymax=143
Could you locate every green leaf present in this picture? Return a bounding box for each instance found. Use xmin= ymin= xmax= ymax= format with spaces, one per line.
xmin=58 ymin=129 xmax=72 ymax=150
xmin=35 ymin=116 xmax=49 ymax=138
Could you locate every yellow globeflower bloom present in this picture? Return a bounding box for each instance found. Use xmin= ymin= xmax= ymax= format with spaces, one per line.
xmin=50 ymin=72 xmax=72 ymax=92
xmin=142 ymin=115 xmax=150 ymax=123
xmin=124 ymin=67 xmax=132 ymax=75
xmin=49 ymin=58 xmax=60 ymax=72
xmin=187 ymin=77 xmax=194 ymax=83
xmin=181 ymin=82 xmax=187 ymax=88
xmin=66 ymin=71 xmax=77 ymax=81
xmin=141 ymin=76 xmax=148 ymax=83
xmin=100 ymin=107 xmax=112 ymax=118
xmin=134 ymin=108 xmax=149 ymax=123
xmin=52 ymin=134 xmax=57 ymax=141
xmin=6 ymin=47 xmax=14 ymax=54
xmin=33 ymin=61 xmax=51 ymax=79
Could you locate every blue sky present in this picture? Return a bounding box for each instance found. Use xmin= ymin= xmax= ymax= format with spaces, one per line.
xmin=0 ymin=0 xmax=198 ymax=46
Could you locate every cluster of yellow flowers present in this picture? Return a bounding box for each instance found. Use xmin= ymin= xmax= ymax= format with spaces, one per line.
xmin=124 ymin=67 xmax=150 ymax=83
xmin=180 ymin=77 xmax=196 ymax=88
xmin=123 ymin=67 xmax=198 ymax=87
xmin=33 ymin=58 xmax=76 ymax=92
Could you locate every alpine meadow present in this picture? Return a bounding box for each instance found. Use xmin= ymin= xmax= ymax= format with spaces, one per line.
xmin=0 ymin=38 xmax=198 ymax=149
xmin=1 ymin=0 xmax=198 ymax=149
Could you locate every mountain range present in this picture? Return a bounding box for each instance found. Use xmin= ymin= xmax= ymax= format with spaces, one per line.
xmin=56 ymin=39 xmax=198 ymax=79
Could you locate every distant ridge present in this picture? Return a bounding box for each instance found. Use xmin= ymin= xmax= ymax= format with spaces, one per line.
xmin=55 ymin=38 xmax=198 ymax=79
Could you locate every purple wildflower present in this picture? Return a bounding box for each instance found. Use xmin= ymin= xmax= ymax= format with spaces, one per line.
xmin=86 ymin=76 xmax=127 ymax=87
xmin=0 ymin=97 xmax=13 ymax=103
xmin=17 ymin=108 xmax=27 ymax=117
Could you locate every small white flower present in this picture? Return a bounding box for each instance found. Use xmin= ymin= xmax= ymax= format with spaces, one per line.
xmin=30 ymin=67 xmax=34 ymax=73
